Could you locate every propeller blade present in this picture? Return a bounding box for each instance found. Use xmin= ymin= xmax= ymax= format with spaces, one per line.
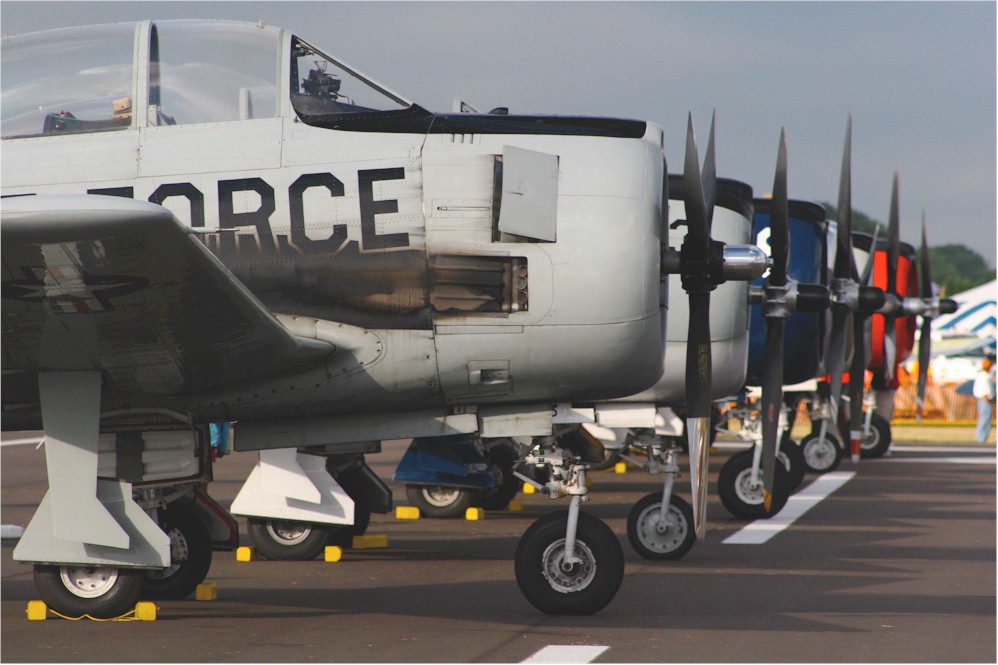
xmin=683 ymin=114 xmax=708 ymax=242
xmin=681 ymin=113 xmax=716 ymax=538
xmin=827 ymin=116 xmax=856 ymax=416
xmin=687 ymin=415 xmax=710 ymax=539
xmin=887 ymin=172 xmax=900 ymax=295
xmin=883 ymin=173 xmax=901 ymax=381
xmin=916 ymin=215 xmax=933 ymax=421
xmin=884 ymin=320 xmax=897 ymax=383
xmin=860 ymin=223 xmax=880 ymax=286
xmin=917 ymin=312 xmax=932 ymax=423
xmin=848 ymin=312 xmax=867 ymax=463
xmin=827 ymin=307 xmax=851 ymax=414
xmin=761 ymin=129 xmax=789 ymax=512
xmin=919 ymin=213 xmax=932 ymax=298
xmin=770 ymin=129 xmax=789 ymax=287
xmin=686 ymin=290 xmax=713 ymax=418
xmin=686 ymin=286 xmax=712 ymax=538
xmin=702 ymin=111 xmax=717 ymax=236
xmin=834 ymin=116 xmax=857 ymax=281
xmin=760 ymin=316 xmax=784 ymax=512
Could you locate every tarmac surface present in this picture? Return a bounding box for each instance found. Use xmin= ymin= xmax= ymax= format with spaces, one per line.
xmin=2 ymin=433 xmax=995 ymax=663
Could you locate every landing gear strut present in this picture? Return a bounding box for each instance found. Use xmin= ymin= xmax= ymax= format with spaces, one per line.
xmin=622 ymin=440 xmax=696 ymax=559
xmin=512 ymin=435 xmax=624 ymax=615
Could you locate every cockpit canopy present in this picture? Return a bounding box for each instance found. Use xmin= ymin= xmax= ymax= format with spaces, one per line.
xmin=1 ymin=19 xmax=414 ymax=139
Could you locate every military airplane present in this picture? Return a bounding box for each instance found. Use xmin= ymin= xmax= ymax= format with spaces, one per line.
xmin=0 ymin=19 xmax=768 ymax=617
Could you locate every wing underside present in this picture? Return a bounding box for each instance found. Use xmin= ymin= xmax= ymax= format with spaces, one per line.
xmin=2 ymin=195 xmax=334 ymax=426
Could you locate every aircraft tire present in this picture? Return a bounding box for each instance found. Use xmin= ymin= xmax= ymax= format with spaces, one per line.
xmin=800 ymin=431 xmax=843 ymax=473
xmin=405 ymin=485 xmax=474 ymax=518
xmin=475 ymin=446 xmax=519 ymax=510
xmin=718 ymin=449 xmax=792 ymax=519
xmin=247 ymin=518 xmax=330 ymax=560
xmin=859 ymin=413 xmax=892 ymax=459
xmin=515 ymin=510 xmax=623 ymax=615
xmin=34 ymin=564 xmax=145 ymax=619
xmin=626 ymin=492 xmax=696 ymax=560
xmin=779 ymin=438 xmax=807 ymax=491
xmin=144 ymin=503 xmax=213 ymax=599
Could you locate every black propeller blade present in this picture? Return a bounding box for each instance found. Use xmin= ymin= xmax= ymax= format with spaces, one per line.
xmin=916 ymin=217 xmax=933 ymax=422
xmin=671 ymin=112 xmax=769 ymax=533
xmin=827 ymin=116 xmax=855 ymax=418
xmin=681 ymin=112 xmax=717 ymax=538
xmin=759 ymin=129 xmax=789 ymax=514
xmin=883 ymin=173 xmax=901 ymax=381
xmin=910 ymin=215 xmax=959 ymax=422
xmin=824 ymin=116 xmax=885 ymax=463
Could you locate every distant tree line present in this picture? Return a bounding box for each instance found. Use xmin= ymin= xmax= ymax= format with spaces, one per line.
xmin=820 ymin=202 xmax=994 ymax=296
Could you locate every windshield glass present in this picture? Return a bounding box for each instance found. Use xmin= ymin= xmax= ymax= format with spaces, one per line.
xmin=1 ymin=23 xmax=135 ymax=138
xmin=290 ymin=36 xmax=411 ymax=117
xmin=152 ymin=20 xmax=280 ymax=125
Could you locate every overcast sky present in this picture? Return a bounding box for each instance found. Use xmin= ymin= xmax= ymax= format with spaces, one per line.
xmin=3 ymin=1 xmax=995 ymax=266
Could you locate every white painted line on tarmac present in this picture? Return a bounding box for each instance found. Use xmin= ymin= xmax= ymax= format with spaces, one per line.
xmin=522 ymin=645 xmax=609 ymax=663
xmin=723 ymin=471 xmax=856 ymax=545
xmin=891 ymin=445 xmax=995 ymax=453
xmin=890 ymin=456 xmax=995 ymax=465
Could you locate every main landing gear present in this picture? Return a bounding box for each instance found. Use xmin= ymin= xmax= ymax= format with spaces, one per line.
xmin=11 ymin=373 xmax=240 ymax=619
xmin=240 ymin=451 xmax=392 ymax=560
xmin=512 ymin=430 xmax=624 ymax=615
xmin=396 ymin=437 xmax=520 ymax=518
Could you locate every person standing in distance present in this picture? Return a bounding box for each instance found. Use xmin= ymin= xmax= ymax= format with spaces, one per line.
xmin=973 ymin=358 xmax=996 ymax=443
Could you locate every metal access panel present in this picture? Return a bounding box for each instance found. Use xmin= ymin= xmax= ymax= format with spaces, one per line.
xmin=497 ymin=146 xmax=559 ymax=242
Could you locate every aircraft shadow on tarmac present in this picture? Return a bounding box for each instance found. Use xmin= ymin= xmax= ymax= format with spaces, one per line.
xmin=64 ymin=565 xmax=987 ymax=632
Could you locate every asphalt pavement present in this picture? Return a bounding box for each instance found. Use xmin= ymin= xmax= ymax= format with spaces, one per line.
xmin=2 ymin=434 xmax=995 ymax=663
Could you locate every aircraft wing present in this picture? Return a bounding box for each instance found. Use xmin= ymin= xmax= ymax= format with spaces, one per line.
xmin=1 ymin=195 xmax=334 ymax=419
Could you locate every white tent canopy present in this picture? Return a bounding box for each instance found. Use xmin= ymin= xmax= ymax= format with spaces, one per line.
xmin=934 ymin=279 xmax=997 ymax=339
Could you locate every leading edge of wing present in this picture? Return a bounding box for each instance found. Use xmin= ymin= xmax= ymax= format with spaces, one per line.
xmin=1 ymin=194 xmax=334 ymax=397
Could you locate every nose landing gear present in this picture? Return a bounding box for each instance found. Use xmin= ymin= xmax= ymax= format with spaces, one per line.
xmin=512 ymin=436 xmax=624 ymax=615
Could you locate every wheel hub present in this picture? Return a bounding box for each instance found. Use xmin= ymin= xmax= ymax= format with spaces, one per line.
xmin=60 ymin=566 xmax=119 ymax=598
xmin=541 ymin=539 xmax=596 ymax=593
xmin=267 ymin=520 xmax=313 ymax=545
xmin=804 ymin=439 xmax=835 ymax=467
xmin=637 ymin=504 xmax=687 ymax=552
xmin=734 ymin=468 xmax=764 ymax=505
xmin=422 ymin=486 xmax=461 ymax=508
